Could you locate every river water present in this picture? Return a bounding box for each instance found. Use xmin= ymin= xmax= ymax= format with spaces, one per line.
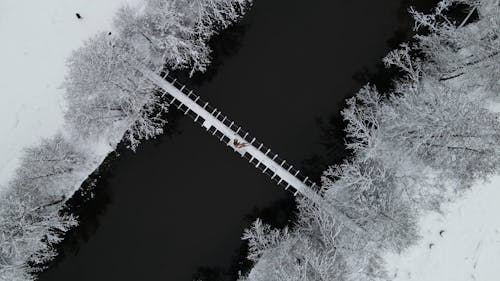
xmin=38 ymin=0 xmax=437 ymax=280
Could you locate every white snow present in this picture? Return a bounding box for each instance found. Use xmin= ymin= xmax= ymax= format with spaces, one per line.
xmin=384 ymin=79 xmax=500 ymax=281
xmin=0 ymin=0 xmax=142 ymax=187
xmin=384 ymin=175 xmax=500 ymax=281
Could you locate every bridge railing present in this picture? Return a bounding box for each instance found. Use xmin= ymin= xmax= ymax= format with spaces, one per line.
xmin=158 ymin=72 xmax=321 ymax=195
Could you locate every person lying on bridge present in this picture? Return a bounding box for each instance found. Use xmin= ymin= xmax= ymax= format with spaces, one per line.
xmin=233 ymin=139 xmax=249 ymax=149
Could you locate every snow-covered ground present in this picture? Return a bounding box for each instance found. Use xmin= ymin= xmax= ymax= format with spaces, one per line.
xmin=0 ymin=0 xmax=141 ymax=187
xmin=385 ymin=175 xmax=500 ymax=281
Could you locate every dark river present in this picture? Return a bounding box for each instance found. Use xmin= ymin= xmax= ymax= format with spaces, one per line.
xmin=39 ymin=0 xmax=437 ymax=280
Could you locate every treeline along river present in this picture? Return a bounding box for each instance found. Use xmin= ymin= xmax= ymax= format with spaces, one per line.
xmin=38 ymin=0 xmax=438 ymax=280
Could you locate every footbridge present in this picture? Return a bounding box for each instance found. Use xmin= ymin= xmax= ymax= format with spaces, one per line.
xmin=141 ymin=68 xmax=364 ymax=234
xmin=143 ymin=69 xmax=320 ymax=197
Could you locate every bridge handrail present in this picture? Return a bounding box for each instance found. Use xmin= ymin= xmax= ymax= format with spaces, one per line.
xmin=159 ymin=71 xmax=319 ymax=192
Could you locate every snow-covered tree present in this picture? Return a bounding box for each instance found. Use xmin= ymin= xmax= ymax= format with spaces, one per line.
xmin=409 ymin=0 xmax=500 ymax=83
xmin=241 ymin=204 xmax=349 ymax=281
xmin=242 ymin=219 xmax=291 ymax=263
xmin=10 ymin=134 xmax=87 ymax=199
xmin=66 ymin=0 xmax=253 ymax=149
xmin=323 ymin=158 xmax=419 ymax=251
xmin=0 ymin=135 xmax=82 ymax=280
xmin=344 ymin=38 xmax=500 ymax=185
xmin=64 ymin=33 xmax=167 ymax=149
xmin=340 ymin=84 xmax=382 ymax=158
xmin=113 ymin=2 xmax=200 ymax=72
xmin=0 ymin=191 xmax=76 ymax=280
xmin=379 ymin=79 xmax=500 ymax=183
xmin=183 ymin=0 xmax=252 ymax=40
xmin=114 ymin=0 xmax=252 ymax=75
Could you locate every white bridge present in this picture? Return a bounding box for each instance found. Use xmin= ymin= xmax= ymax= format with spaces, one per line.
xmin=141 ymin=68 xmax=364 ymax=234
xmin=143 ymin=69 xmax=320 ymax=197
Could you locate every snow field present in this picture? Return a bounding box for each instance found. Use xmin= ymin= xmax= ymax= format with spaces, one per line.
xmin=384 ymin=175 xmax=500 ymax=281
xmin=0 ymin=0 xmax=142 ymax=187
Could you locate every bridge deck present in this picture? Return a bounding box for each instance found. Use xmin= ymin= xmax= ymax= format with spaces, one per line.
xmin=141 ymin=69 xmax=320 ymax=197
